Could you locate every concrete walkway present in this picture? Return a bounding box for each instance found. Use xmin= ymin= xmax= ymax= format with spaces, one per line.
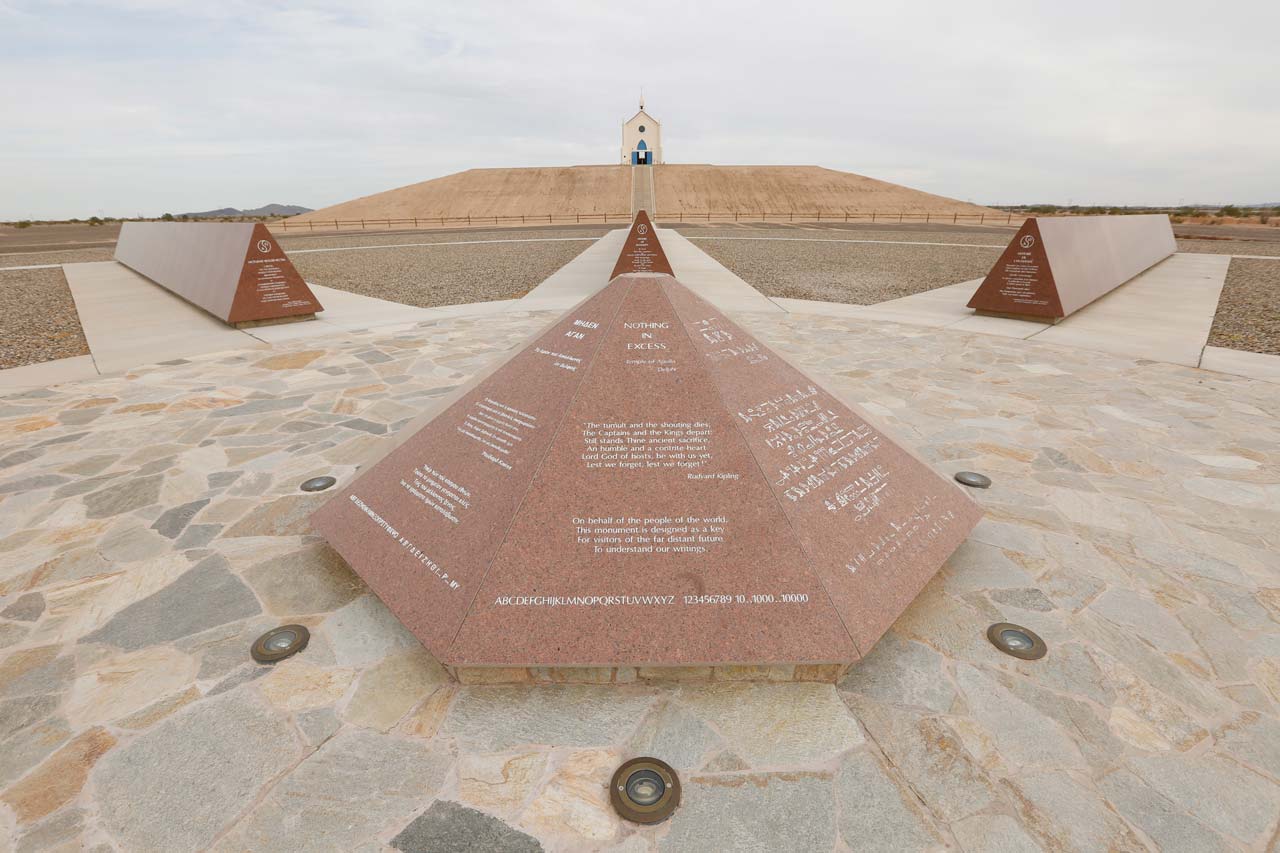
xmin=631 ymin=166 xmax=656 ymax=217
xmin=657 ymin=228 xmax=784 ymax=313
xmin=63 ymin=262 xmax=268 ymax=374
xmin=520 ymin=228 xmax=626 ymax=308
xmin=776 ymin=253 xmax=1241 ymax=369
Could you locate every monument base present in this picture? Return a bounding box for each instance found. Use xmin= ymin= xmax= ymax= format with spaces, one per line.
xmin=447 ymin=663 xmax=853 ymax=685
xmin=233 ymin=313 xmax=317 ymax=329
xmin=973 ymin=309 xmax=1063 ymax=324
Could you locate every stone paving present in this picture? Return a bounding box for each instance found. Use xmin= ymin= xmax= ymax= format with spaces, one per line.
xmin=0 ymin=307 xmax=1277 ymax=852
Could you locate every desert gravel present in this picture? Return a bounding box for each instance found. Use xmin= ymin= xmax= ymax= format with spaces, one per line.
xmin=288 ymin=237 xmax=599 ymax=307
xmin=1175 ymin=238 xmax=1280 ymax=257
xmin=1208 ymin=258 xmax=1280 ymax=355
xmin=0 ymin=268 xmax=90 ymax=368
xmin=691 ymin=237 xmax=1002 ymax=304
xmin=0 ymin=247 xmax=114 ymax=266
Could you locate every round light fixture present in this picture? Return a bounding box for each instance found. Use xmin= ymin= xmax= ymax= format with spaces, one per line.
xmin=300 ymin=476 xmax=337 ymax=492
xmin=251 ymin=624 xmax=311 ymax=663
xmin=610 ymin=757 xmax=680 ymax=824
xmin=986 ymin=622 xmax=1046 ymax=660
xmin=954 ymin=471 xmax=992 ymax=489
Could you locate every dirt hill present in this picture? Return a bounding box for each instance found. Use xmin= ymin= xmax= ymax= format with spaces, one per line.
xmin=653 ymin=165 xmax=994 ymax=216
xmin=285 ymin=164 xmax=997 ymax=225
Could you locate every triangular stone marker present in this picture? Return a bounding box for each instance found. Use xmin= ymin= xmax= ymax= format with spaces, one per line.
xmin=967 ymin=214 xmax=1176 ymax=321
xmin=610 ymin=210 xmax=673 ymax=278
xmin=965 ymin=219 xmax=1062 ymax=319
xmin=228 ymin=224 xmax=325 ymax=325
xmin=312 ymin=215 xmax=981 ymax=674
xmin=114 ymin=221 xmax=322 ymax=326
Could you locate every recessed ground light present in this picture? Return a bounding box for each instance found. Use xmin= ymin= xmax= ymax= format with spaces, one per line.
xmin=954 ymin=471 xmax=992 ymax=489
xmin=300 ymin=476 xmax=337 ymax=492
xmin=251 ymin=625 xmax=310 ymax=663
xmin=986 ymin=622 xmax=1046 ymax=660
xmin=610 ymin=757 xmax=680 ymax=824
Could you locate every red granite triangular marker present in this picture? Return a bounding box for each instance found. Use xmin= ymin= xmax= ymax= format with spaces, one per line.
xmin=966 ymin=219 xmax=1063 ymax=320
xmin=227 ymin=224 xmax=324 ymax=324
xmin=609 ymin=210 xmax=673 ymax=279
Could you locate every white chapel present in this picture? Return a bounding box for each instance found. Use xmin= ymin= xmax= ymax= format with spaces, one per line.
xmin=620 ymin=98 xmax=662 ymax=165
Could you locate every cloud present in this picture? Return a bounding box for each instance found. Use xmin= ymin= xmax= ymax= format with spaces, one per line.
xmin=2 ymin=0 xmax=1277 ymax=217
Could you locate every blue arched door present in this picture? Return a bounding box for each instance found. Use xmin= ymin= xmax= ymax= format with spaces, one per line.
xmin=631 ymin=139 xmax=651 ymax=165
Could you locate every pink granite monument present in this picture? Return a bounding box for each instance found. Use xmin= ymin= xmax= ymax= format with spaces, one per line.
xmin=312 ymin=214 xmax=981 ymax=681
xmin=967 ymin=214 xmax=1176 ymax=321
xmin=114 ymin=221 xmax=322 ymax=326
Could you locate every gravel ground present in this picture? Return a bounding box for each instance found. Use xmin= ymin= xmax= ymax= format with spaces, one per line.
xmin=1208 ymin=258 xmax=1280 ymax=355
xmin=1175 ymin=238 xmax=1280 ymax=257
xmin=0 ymin=268 xmax=90 ymax=368
xmin=0 ymin=247 xmax=114 ymax=266
xmin=289 ymin=238 xmax=599 ymax=306
xmin=691 ymin=237 xmax=1003 ymax=304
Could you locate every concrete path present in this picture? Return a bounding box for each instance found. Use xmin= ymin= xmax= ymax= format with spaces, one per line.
xmin=657 ymin=228 xmax=784 ymax=313
xmin=631 ymin=166 xmax=655 ymax=216
xmin=49 ymin=262 xmax=558 ymax=382
xmin=0 ymin=355 xmax=98 ymax=392
xmin=62 ymin=262 xmax=268 ymax=374
xmin=1032 ymin=253 xmax=1231 ymax=366
xmin=1199 ymin=346 xmax=1280 ymax=384
xmin=520 ymin=228 xmax=627 ymax=308
xmin=779 ymin=253 xmax=1234 ymax=366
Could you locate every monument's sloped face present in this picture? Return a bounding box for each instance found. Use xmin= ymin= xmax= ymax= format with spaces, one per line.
xmin=310 ymin=276 xmax=631 ymax=653
xmin=659 ymin=283 xmax=983 ymax=654
xmin=447 ymin=274 xmax=858 ymax=666
xmin=610 ymin=210 xmax=673 ymax=278
xmin=312 ymin=217 xmax=981 ymax=669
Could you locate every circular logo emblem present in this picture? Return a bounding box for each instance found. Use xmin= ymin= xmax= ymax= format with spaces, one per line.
xmin=1019 ymin=235 xmax=1035 ymax=249
xmin=637 ymin=224 xmax=648 ymax=235
xmin=257 ymin=239 xmax=273 ymax=253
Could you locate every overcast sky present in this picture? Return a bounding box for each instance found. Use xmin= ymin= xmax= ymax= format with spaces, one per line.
xmin=2 ymin=1 xmax=1277 ymax=219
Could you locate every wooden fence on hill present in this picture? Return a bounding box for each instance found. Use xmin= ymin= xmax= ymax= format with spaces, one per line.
xmin=267 ymin=210 xmax=1026 ymax=232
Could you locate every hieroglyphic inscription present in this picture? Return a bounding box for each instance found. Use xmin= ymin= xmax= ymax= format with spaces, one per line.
xmin=845 ymin=496 xmax=956 ymax=575
xmin=691 ymin=316 xmax=769 ymax=365
xmin=736 ymin=386 xmax=884 ymax=506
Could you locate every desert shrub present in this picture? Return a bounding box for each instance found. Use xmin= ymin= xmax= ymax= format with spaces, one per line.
xmin=88 ymin=216 xmax=102 ymax=226
xmin=1219 ymin=205 xmax=1242 ymax=217
xmin=15 ymin=220 xmax=32 ymax=228
xmin=161 ymin=213 xmax=175 ymax=221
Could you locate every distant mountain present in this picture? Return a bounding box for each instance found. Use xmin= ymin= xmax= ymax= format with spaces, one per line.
xmin=179 ymin=204 xmax=312 ymax=218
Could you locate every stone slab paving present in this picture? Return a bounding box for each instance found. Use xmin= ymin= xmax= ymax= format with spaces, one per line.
xmin=0 ymin=308 xmax=1276 ymax=851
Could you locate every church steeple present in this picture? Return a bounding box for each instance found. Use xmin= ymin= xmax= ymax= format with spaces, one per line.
xmin=621 ymin=98 xmax=661 ymax=165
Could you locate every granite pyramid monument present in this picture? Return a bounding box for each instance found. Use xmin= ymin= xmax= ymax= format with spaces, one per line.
xmin=312 ymin=212 xmax=981 ymax=677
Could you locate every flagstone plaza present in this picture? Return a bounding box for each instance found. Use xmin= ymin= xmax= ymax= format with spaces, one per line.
xmin=1 ymin=219 xmax=1278 ymax=850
